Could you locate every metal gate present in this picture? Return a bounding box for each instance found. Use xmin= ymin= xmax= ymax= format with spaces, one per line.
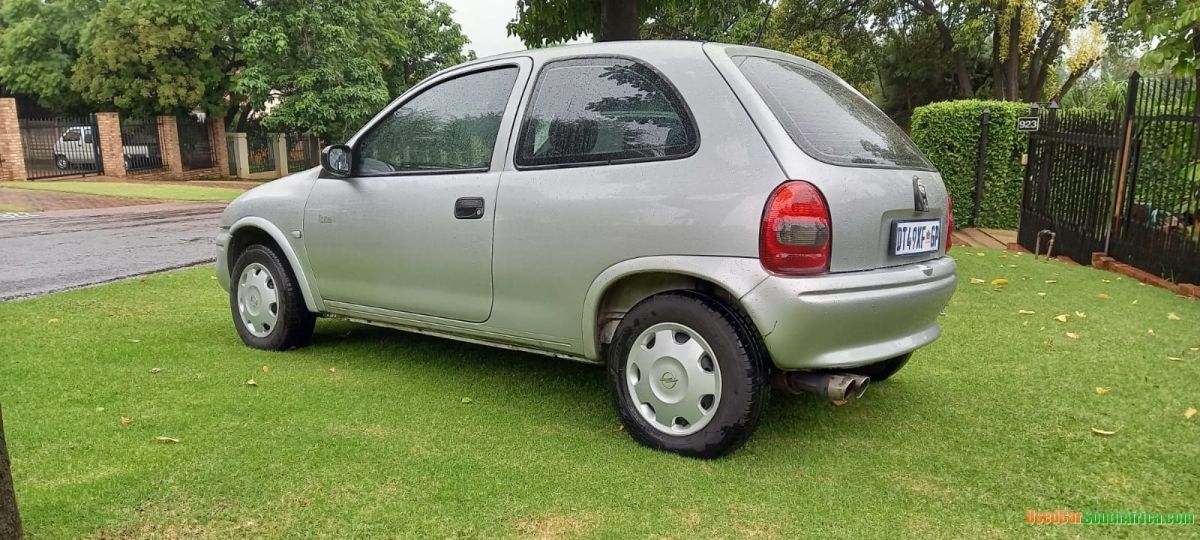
xmin=1020 ymin=73 xmax=1200 ymax=284
xmin=18 ymin=114 xmax=103 ymax=180
xmin=177 ymin=114 xmax=215 ymax=170
xmin=120 ymin=117 xmax=166 ymax=174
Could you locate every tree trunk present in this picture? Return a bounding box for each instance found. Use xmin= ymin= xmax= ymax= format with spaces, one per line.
xmin=0 ymin=406 xmax=22 ymax=540
xmin=991 ymin=14 xmax=1006 ymax=99
xmin=1005 ymin=6 xmax=1021 ymax=100
xmin=598 ymin=0 xmax=639 ymax=41
xmin=1051 ymin=59 xmax=1097 ymax=103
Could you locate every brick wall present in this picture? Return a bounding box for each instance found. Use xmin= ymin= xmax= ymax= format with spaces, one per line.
xmin=0 ymin=99 xmax=28 ymax=181
xmin=94 ymin=112 xmax=126 ymax=178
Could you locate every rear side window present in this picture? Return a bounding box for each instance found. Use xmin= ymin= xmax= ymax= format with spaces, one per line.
xmin=515 ymin=57 xmax=697 ymax=168
xmin=734 ymin=56 xmax=930 ymax=170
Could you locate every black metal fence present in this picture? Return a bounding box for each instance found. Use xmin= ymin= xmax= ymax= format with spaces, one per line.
xmin=1020 ymin=73 xmax=1200 ymax=284
xmin=18 ymin=114 xmax=102 ymax=180
xmin=119 ymin=117 xmax=165 ymax=174
xmin=1109 ymin=76 xmax=1200 ymax=284
xmin=245 ymin=127 xmax=276 ymax=174
xmin=177 ymin=114 xmax=215 ymax=170
xmin=287 ymin=134 xmax=319 ymax=172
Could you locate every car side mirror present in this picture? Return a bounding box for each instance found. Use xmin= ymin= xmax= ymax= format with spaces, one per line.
xmin=321 ymin=144 xmax=353 ymax=178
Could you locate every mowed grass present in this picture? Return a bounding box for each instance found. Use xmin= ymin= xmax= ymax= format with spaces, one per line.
xmin=0 ymin=203 xmax=25 ymax=212
xmin=1 ymin=249 xmax=1198 ymax=539
xmin=0 ymin=181 xmax=242 ymax=202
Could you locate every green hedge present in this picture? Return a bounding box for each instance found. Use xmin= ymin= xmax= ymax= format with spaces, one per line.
xmin=911 ymin=100 xmax=1031 ymax=230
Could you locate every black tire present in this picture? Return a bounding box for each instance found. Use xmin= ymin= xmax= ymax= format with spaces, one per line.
xmin=845 ymin=353 xmax=912 ymax=382
xmin=54 ymin=155 xmax=69 ymax=170
xmin=607 ymin=292 xmax=770 ymax=459
xmin=229 ymin=244 xmax=315 ymax=351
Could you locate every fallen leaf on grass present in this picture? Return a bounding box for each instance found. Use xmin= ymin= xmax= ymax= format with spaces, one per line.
xmin=991 ymin=278 xmax=1009 ymax=286
xmin=970 ymin=278 xmax=985 ymax=284
xmin=209 ymin=276 xmax=217 ymax=280
xmin=1097 ymin=293 xmax=1110 ymax=300
xmin=155 ymin=436 xmax=181 ymax=444
xmin=1018 ymin=310 xmax=1036 ymax=315
xmin=1054 ymin=314 xmax=1069 ymax=323
xmin=1038 ymin=292 xmax=1047 ymax=297
xmin=1148 ymin=329 xmax=1155 ymax=335
xmin=1075 ymin=311 xmax=1086 ymax=318
xmin=461 ymin=397 xmax=473 ymax=404
xmin=1190 ymin=348 xmax=1199 ymax=352
xmin=120 ymin=417 xmax=132 ymax=425
xmin=148 ymin=368 xmax=161 ymax=374
xmin=1102 ymin=279 xmax=1112 ymax=283
xmin=47 ymin=318 xmax=60 ymax=324
xmin=1066 ymin=332 xmax=1080 ymax=339
xmin=831 ymin=399 xmax=849 ymax=407
xmin=1045 ymin=280 xmax=1057 ymax=284
xmin=1168 ymin=312 xmax=1181 ymax=321
xmin=261 ymin=365 xmax=269 ymax=373
xmin=976 ymin=252 xmax=986 ymax=257
xmin=1186 ymin=408 xmax=1197 ymax=420
xmin=95 ymin=407 xmax=105 ymax=412
xmin=1168 ymin=357 xmax=1183 ymax=362
xmin=127 ymin=339 xmax=142 ymax=343
xmin=327 ymin=367 xmax=336 ymax=373
xmin=1007 ymin=264 xmax=1018 ymax=268
xmin=246 ymin=379 xmax=257 ymax=387
xmin=1090 ymin=427 xmax=1118 ymax=436
xmin=1131 ymin=299 xmax=1139 ymax=305
xmin=1095 ymin=387 xmax=1109 ymax=395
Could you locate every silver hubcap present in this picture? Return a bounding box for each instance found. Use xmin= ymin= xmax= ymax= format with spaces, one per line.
xmin=237 ymin=262 xmax=279 ymax=338
xmin=625 ymin=322 xmax=721 ymax=436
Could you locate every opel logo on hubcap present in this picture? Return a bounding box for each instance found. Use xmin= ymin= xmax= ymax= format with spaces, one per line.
xmin=659 ymin=372 xmax=679 ymax=389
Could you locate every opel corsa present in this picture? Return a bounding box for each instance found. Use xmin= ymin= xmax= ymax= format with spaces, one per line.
xmin=216 ymin=42 xmax=957 ymax=458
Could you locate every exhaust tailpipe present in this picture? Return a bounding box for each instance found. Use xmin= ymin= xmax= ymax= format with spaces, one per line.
xmin=772 ymin=371 xmax=870 ymax=401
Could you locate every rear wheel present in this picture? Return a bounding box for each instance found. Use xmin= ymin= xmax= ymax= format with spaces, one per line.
xmin=846 ymin=353 xmax=912 ymax=382
xmin=230 ymin=244 xmax=315 ymax=350
xmin=607 ymin=292 xmax=770 ymax=459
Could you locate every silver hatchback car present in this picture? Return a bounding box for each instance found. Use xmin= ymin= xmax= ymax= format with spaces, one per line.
xmin=216 ymin=41 xmax=957 ymax=458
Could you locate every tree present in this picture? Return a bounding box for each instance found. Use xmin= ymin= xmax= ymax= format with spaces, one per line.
xmin=0 ymin=406 xmax=21 ymax=540
xmin=0 ymin=0 xmax=98 ymax=111
xmin=508 ymin=0 xmax=764 ymax=45
xmin=763 ymin=0 xmax=880 ymax=93
xmin=70 ymin=0 xmax=241 ymax=117
xmin=1128 ymin=0 xmax=1200 ymax=76
xmin=234 ymin=0 xmax=470 ymax=140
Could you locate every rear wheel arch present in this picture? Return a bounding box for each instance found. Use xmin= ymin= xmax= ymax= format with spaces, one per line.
xmin=227 ymin=221 xmax=321 ymax=313
xmin=591 ymin=271 xmax=759 ymax=360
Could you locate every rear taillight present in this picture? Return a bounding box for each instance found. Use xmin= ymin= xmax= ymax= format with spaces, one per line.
xmin=945 ymin=195 xmax=954 ymax=252
xmin=760 ymin=181 xmax=831 ymax=275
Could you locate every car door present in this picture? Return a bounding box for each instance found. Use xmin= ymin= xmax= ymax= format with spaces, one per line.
xmin=303 ymin=59 xmax=529 ymax=323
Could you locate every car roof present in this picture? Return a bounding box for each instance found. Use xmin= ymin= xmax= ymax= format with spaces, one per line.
xmin=450 ymin=40 xmax=839 ymax=84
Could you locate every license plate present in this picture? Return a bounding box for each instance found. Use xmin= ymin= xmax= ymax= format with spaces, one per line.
xmin=892 ymin=219 xmax=941 ymax=256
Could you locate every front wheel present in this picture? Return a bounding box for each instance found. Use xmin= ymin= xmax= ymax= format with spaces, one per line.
xmin=54 ymin=155 xmax=69 ymax=170
xmin=230 ymin=244 xmax=315 ymax=350
xmin=607 ymin=292 xmax=770 ymax=459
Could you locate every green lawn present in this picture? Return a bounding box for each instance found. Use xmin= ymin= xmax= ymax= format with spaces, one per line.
xmin=1 ymin=249 xmax=1198 ymax=538
xmin=0 ymin=203 xmax=25 ymax=212
xmin=0 ymin=181 xmax=243 ymax=202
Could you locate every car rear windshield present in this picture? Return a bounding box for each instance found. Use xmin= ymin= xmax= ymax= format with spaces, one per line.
xmin=734 ymin=55 xmax=931 ymax=170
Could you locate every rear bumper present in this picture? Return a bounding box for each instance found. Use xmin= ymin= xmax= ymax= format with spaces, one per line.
xmin=740 ymin=256 xmax=957 ymax=370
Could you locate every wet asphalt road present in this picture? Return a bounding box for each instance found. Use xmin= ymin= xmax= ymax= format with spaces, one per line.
xmin=0 ymin=203 xmax=225 ymax=300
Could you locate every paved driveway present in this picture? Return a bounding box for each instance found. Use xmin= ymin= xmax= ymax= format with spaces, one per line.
xmin=0 ymin=202 xmax=225 ymax=300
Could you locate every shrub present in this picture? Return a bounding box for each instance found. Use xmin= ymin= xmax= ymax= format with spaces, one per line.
xmin=911 ymin=100 xmax=1032 ymax=230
